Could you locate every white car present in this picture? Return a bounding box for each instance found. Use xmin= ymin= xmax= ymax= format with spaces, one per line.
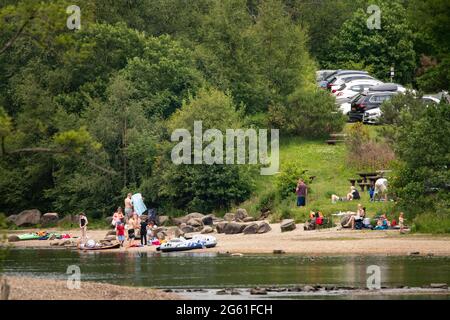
xmin=334 ymin=79 xmax=383 ymax=104
xmin=329 ymin=74 xmax=375 ymax=92
xmin=362 ymin=108 xmax=383 ymax=124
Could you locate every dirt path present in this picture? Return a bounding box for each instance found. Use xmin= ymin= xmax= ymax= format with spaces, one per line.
xmin=4 ymin=223 xmax=450 ymax=256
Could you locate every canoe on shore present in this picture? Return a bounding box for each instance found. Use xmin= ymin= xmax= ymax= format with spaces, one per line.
xmin=79 ymin=243 xmax=120 ymax=251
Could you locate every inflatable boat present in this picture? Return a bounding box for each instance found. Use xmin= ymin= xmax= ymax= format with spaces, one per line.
xmin=157 ymin=235 xmax=217 ymax=252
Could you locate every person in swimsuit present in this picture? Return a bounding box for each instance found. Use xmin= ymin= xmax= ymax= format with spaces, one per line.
xmin=112 ymin=207 xmax=124 ymax=228
xmin=79 ymin=212 xmax=88 ymax=244
xmin=124 ymin=193 xmax=133 ymax=218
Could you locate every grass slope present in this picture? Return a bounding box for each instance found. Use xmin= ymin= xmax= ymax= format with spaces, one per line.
xmin=238 ymin=125 xmax=394 ymax=223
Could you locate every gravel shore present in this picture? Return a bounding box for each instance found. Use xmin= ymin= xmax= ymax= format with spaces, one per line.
xmin=2 ymin=276 xmax=180 ymax=300
xmin=4 ymin=222 xmax=450 ymax=256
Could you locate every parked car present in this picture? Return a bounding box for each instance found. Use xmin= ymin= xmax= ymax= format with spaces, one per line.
xmin=329 ymin=74 xmax=376 ymax=92
xmin=334 ymin=79 xmax=383 ymax=105
xmin=316 ymin=70 xmax=336 ymax=83
xmin=363 ymin=93 xmax=444 ymax=125
xmin=319 ymin=70 xmax=368 ymax=89
xmin=348 ymin=91 xmax=399 ymax=122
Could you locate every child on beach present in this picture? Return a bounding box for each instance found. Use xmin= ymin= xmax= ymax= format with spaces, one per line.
xmin=116 ymin=222 xmax=125 ymax=247
xmin=140 ymin=218 xmax=148 ymax=246
xmin=146 ymin=220 xmax=157 ymax=245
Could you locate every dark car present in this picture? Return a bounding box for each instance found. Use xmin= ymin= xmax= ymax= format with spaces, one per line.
xmin=348 ymin=91 xmax=398 ymax=122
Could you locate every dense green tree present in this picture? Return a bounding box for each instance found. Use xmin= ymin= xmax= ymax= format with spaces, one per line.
xmin=150 ymin=88 xmax=254 ymax=213
xmin=327 ymin=0 xmax=416 ymax=84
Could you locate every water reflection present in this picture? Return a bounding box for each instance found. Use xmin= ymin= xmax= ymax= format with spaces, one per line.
xmin=3 ymin=249 xmax=450 ymax=289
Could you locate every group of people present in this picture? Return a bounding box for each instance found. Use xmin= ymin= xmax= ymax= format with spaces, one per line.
xmin=78 ymin=193 xmax=160 ymax=247
xmin=341 ymin=204 xmax=406 ymax=232
xmin=111 ymin=193 xmax=159 ymax=248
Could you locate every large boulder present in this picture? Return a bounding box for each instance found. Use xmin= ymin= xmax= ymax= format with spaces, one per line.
xmin=202 ymin=215 xmax=214 ymax=226
xmin=105 ymin=216 xmax=113 ymax=226
xmin=157 ymin=215 xmax=170 ymax=226
xmin=14 ymin=209 xmax=42 ymax=227
xmin=235 ymin=208 xmax=248 ymax=221
xmin=166 ymin=226 xmax=184 ymax=238
xmin=180 ymin=225 xmax=195 ymax=234
xmin=243 ymin=216 xmax=256 ymax=222
xmin=201 ymin=226 xmax=214 ymax=234
xmin=243 ymin=223 xmax=259 ymax=235
xmin=172 ymin=217 xmax=188 ymax=226
xmin=280 ymin=219 xmax=296 ymax=232
xmin=6 ymin=215 xmax=17 ymax=225
xmin=8 ymin=235 xmax=20 ymax=242
xmin=185 ymin=212 xmax=205 ymax=220
xmin=223 ymin=213 xmax=235 ymax=222
xmin=187 ymin=218 xmax=203 ymax=229
xmin=224 ymin=222 xmax=245 ymax=234
xmin=41 ymin=213 xmax=59 ymax=226
xmin=257 ymin=222 xmax=271 ymax=234
xmin=216 ymin=222 xmax=228 ymax=234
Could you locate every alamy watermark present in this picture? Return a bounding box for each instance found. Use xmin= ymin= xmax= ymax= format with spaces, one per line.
xmin=66 ymin=5 xmax=81 ymax=30
xmin=171 ymin=121 xmax=279 ymax=175
xmin=366 ymin=265 xmax=381 ymax=290
xmin=66 ymin=265 xmax=81 ymax=289
xmin=366 ymin=5 xmax=381 ymax=30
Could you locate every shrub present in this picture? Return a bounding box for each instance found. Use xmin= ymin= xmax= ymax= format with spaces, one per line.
xmin=412 ymin=213 xmax=450 ymax=234
xmin=345 ymin=123 xmax=395 ymax=170
xmin=269 ymin=90 xmax=345 ymax=137
xmin=255 ymin=190 xmax=278 ymax=213
xmin=275 ymin=161 xmax=309 ymax=199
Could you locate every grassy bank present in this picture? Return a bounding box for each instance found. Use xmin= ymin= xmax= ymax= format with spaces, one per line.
xmin=237 ymin=124 xmax=395 ymax=223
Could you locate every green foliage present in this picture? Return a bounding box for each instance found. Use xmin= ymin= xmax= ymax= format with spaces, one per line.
xmin=411 ymin=212 xmax=450 ymax=234
xmin=255 ymin=189 xmax=278 ymax=214
xmin=380 ymin=93 xmax=426 ymax=125
xmin=269 ymin=90 xmax=345 ymax=137
xmin=327 ymin=0 xmax=416 ymax=84
xmin=275 ymin=161 xmax=309 ymax=199
xmin=390 ymin=104 xmax=450 ymax=216
xmin=152 ymin=87 xmax=254 ymax=213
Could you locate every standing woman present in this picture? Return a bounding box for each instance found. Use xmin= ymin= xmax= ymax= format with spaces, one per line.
xmin=79 ymin=212 xmax=88 ymax=244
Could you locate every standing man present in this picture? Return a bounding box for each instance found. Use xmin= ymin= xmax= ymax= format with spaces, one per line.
xmin=124 ymin=193 xmax=133 ymax=219
xmin=296 ymin=179 xmax=308 ymax=207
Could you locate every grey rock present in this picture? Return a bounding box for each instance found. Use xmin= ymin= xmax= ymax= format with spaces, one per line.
xmin=257 ymin=222 xmax=271 ymax=234
xmin=250 ymin=287 xmax=267 ymax=295
xmin=6 ymin=215 xmax=17 ymax=224
xmin=104 ymin=235 xmax=116 ymax=241
xmin=201 ymin=215 xmax=214 ymax=226
xmin=243 ymin=216 xmax=256 ymax=222
xmin=243 ymin=223 xmax=259 ymax=235
xmin=224 ymin=222 xmax=245 ymax=234
xmin=157 ymin=215 xmax=170 ymax=226
xmin=430 ymin=283 xmax=447 ymax=289
xmin=181 ymin=225 xmax=195 ymax=234
xmin=14 ymin=209 xmax=42 ymax=227
xmin=201 ymin=226 xmax=214 ymax=234
xmin=187 ymin=218 xmax=203 ymax=228
xmin=166 ymin=226 xmax=184 ymax=238
xmin=235 ymin=208 xmax=248 ymax=221
xmin=216 ymin=222 xmax=228 ymax=234
xmin=280 ymin=219 xmax=296 ymax=232
xmin=106 ymin=230 xmax=116 ymax=236
xmin=185 ymin=212 xmax=205 ymax=220
xmin=7 ymin=235 xmax=20 ymax=242
xmin=223 ymin=213 xmax=235 ymax=222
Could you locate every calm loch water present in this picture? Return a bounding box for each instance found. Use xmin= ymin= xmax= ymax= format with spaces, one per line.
xmin=2 ymin=249 xmax=450 ymax=299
